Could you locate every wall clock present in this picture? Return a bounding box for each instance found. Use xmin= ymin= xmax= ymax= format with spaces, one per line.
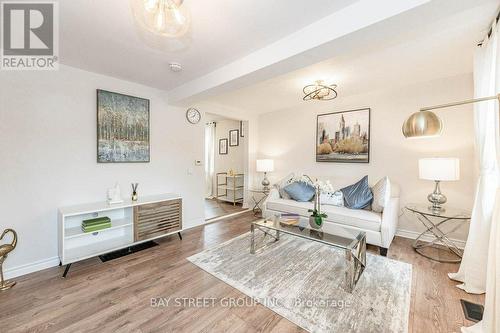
xmin=186 ymin=108 xmax=201 ymax=124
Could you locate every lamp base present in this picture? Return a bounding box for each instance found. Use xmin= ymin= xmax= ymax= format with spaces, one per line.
xmin=262 ymin=172 xmax=270 ymax=191
xmin=428 ymin=180 xmax=447 ymax=212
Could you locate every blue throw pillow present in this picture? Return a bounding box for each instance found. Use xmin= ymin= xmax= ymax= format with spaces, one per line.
xmin=340 ymin=176 xmax=373 ymax=209
xmin=283 ymin=181 xmax=316 ymax=202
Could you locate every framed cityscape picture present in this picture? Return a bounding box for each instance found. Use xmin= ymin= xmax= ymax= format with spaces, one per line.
xmin=219 ymin=138 xmax=228 ymax=155
xmin=97 ymin=89 xmax=150 ymax=163
xmin=229 ymin=129 xmax=239 ymax=146
xmin=316 ymin=108 xmax=370 ymax=163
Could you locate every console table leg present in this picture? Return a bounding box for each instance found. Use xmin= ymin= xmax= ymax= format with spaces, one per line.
xmin=62 ymin=263 xmax=71 ymax=278
xmin=177 ymin=232 xmax=182 ymax=240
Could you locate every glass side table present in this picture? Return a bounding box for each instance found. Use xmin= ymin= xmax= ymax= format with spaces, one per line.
xmin=248 ymin=188 xmax=269 ymax=216
xmin=405 ymin=204 xmax=471 ymax=263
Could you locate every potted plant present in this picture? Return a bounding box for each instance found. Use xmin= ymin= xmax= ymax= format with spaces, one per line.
xmin=308 ymin=184 xmax=327 ymax=229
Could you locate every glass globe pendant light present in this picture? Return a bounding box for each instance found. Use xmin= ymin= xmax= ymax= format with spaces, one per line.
xmin=132 ymin=0 xmax=191 ymax=38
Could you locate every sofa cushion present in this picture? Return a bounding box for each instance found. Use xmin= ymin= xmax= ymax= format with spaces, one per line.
xmin=266 ymin=198 xmax=381 ymax=232
xmin=320 ymin=190 xmax=344 ymax=207
xmin=371 ymin=176 xmax=390 ymax=213
xmin=341 ymin=176 xmax=373 ymax=209
xmin=273 ymin=173 xmax=295 ymax=200
xmin=283 ymin=181 xmax=316 ymax=202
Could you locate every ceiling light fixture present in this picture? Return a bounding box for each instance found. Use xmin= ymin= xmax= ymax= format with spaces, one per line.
xmin=131 ymin=0 xmax=191 ymax=38
xmin=169 ymin=62 xmax=182 ymax=72
xmin=303 ymin=80 xmax=338 ymax=101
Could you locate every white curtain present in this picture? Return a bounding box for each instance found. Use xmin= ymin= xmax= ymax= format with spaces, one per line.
xmin=449 ymin=20 xmax=500 ymax=295
xmin=205 ymin=122 xmax=216 ymax=198
xmin=453 ymin=19 xmax=500 ymax=333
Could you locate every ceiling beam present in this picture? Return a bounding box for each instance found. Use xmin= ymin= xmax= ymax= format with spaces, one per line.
xmin=167 ymin=0 xmax=430 ymax=104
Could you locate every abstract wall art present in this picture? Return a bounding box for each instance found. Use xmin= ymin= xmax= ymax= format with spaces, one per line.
xmin=97 ymin=89 xmax=150 ymax=163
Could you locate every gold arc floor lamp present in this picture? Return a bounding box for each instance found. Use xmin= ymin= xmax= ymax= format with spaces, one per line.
xmin=402 ymin=93 xmax=500 ymax=322
xmin=402 ymin=93 xmax=500 ymax=138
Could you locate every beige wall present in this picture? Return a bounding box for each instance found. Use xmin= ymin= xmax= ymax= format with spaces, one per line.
xmin=257 ymin=73 xmax=476 ymax=241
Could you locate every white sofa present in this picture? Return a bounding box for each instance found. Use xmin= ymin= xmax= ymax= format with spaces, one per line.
xmin=262 ymin=178 xmax=400 ymax=256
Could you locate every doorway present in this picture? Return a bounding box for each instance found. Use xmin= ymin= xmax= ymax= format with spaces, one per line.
xmin=204 ymin=113 xmax=247 ymax=220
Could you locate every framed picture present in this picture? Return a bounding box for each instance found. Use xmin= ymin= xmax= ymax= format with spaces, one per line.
xmin=229 ymin=129 xmax=239 ymax=146
xmin=240 ymin=121 xmax=245 ymax=137
xmin=316 ymin=108 xmax=370 ymax=163
xmin=97 ymin=89 xmax=150 ymax=163
xmin=219 ymin=138 xmax=228 ymax=155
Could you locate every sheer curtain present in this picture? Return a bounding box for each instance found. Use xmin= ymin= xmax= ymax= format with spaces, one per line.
xmin=453 ymin=19 xmax=500 ymax=333
xmin=449 ymin=20 xmax=500 ymax=295
xmin=205 ymin=122 xmax=216 ymax=198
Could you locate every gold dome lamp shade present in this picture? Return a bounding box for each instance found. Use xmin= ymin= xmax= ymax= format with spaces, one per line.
xmin=402 ymin=94 xmax=500 ymax=139
xmin=402 ymin=110 xmax=443 ymax=138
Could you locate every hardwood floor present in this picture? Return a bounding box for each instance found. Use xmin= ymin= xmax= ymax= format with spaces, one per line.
xmin=204 ymin=198 xmax=246 ymax=220
xmin=0 ymin=212 xmax=484 ymax=333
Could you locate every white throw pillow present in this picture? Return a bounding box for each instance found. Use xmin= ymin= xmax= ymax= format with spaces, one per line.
xmin=371 ymin=176 xmax=390 ymax=213
xmin=273 ymin=173 xmax=295 ymax=199
xmin=320 ymin=190 xmax=344 ymax=207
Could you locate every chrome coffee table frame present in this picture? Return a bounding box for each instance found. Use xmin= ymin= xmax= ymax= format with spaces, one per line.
xmin=250 ymin=219 xmax=366 ymax=293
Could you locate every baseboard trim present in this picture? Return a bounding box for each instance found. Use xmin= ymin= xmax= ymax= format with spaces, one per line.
xmin=4 ymin=256 xmax=60 ymax=279
xmin=395 ymin=228 xmax=466 ymax=249
xmin=205 ymin=209 xmax=251 ymax=223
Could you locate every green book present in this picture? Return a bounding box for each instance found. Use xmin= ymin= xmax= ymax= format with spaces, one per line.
xmin=82 ymin=221 xmax=111 ymax=229
xmin=82 ymin=217 xmax=111 ymax=227
xmin=82 ymin=223 xmax=111 ymax=233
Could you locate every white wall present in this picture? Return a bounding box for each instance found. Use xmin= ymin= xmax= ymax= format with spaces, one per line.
xmin=214 ymin=119 xmax=245 ymax=174
xmin=0 ymin=65 xmax=206 ymax=277
xmin=198 ymin=102 xmax=259 ymax=209
xmin=257 ymin=73 xmax=476 ymax=241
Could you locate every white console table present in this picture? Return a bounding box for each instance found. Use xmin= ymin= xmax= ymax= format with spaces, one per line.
xmin=58 ymin=193 xmax=182 ymax=277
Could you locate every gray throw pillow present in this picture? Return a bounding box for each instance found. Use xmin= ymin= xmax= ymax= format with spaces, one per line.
xmin=340 ymin=176 xmax=373 ymax=209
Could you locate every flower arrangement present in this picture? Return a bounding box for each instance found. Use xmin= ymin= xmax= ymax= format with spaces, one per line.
xmin=298 ymin=176 xmax=330 ymax=229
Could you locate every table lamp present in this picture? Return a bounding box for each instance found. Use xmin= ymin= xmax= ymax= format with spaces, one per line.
xmin=256 ymin=159 xmax=274 ymax=191
xmin=419 ymin=158 xmax=460 ymax=212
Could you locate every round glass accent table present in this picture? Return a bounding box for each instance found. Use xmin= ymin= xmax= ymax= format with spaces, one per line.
xmin=405 ymin=204 xmax=471 ymax=263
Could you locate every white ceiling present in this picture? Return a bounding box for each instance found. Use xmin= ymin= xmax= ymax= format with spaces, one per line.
xmin=59 ymin=0 xmax=355 ymax=90
xmin=205 ymin=0 xmax=498 ymax=114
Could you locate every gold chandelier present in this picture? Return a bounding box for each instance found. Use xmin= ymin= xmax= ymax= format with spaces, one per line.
xmin=303 ymin=80 xmax=338 ymax=101
xmin=131 ymin=0 xmax=190 ymax=38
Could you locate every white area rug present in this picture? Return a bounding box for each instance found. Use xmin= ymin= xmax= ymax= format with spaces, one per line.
xmin=188 ymin=232 xmax=412 ymax=333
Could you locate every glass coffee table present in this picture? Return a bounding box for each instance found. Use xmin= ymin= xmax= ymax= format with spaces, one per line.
xmin=250 ymin=218 xmax=366 ymax=292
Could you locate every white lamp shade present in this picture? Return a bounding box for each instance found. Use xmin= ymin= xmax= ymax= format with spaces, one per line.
xmin=256 ymin=159 xmax=274 ymax=173
xmin=419 ymin=158 xmax=460 ymax=181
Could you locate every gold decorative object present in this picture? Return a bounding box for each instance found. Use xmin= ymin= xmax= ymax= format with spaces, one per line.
xmin=0 ymin=228 xmax=17 ymax=291
xmin=131 ymin=183 xmax=139 ymax=201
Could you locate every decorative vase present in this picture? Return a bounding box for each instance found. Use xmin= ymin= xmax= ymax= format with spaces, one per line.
xmin=309 ymin=216 xmax=323 ymax=229
xmin=131 ymin=183 xmax=139 ymax=201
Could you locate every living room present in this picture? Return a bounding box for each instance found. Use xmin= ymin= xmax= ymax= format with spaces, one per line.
xmin=0 ymin=1 xmax=499 ymax=332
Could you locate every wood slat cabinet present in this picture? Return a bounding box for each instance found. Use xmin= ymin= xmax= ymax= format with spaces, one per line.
xmin=133 ymin=198 xmax=182 ymax=241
